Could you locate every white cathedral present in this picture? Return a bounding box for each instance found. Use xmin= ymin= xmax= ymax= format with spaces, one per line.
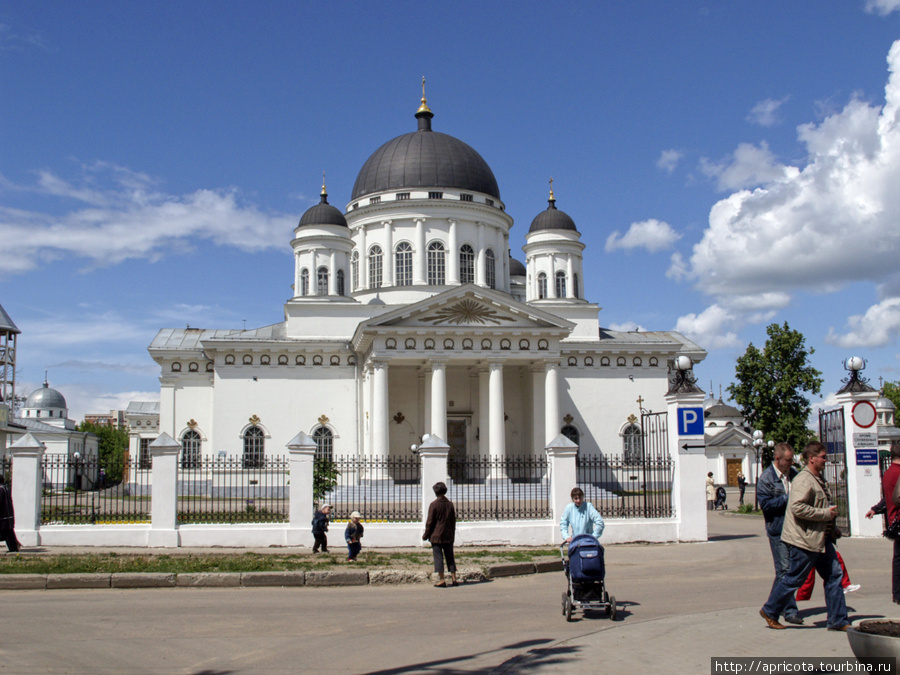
xmin=149 ymin=95 xmax=706 ymax=467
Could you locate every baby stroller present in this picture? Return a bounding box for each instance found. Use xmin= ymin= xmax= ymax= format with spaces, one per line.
xmin=714 ymin=486 xmax=728 ymax=510
xmin=560 ymin=534 xmax=617 ymax=621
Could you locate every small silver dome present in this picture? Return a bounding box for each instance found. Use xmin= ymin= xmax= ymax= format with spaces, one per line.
xmin=877 ymin=396 xmax=896 ymax=411
xmin=25 ymin=381 xmax=67 ymax=410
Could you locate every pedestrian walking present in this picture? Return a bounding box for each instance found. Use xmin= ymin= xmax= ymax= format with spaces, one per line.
xmin=759 ymin=442 xmax=850 ymax=631
xmin=345 ymin=511 xmax=364 ymax=562
xmin=560 ymin=487 xmax=604 ymax=543
xmin=0 ymin=474 xmax=20 ymax=553
xmin=865 ymin=441 xmax=900 ymax=603
xmin=423 ymin=481 xmax=457 ymax=587
xmin=737 ymin=471 xmax=747 ymax=506
xmin=796 ymin=550 xmax=859 ymax=599
xmin=757 ymin=443 xmax=802 ymax=624
xmin=706 ymin=472 xmax=715 ymax=511
xmin=311 ymin=503 xmax=331 ymax=553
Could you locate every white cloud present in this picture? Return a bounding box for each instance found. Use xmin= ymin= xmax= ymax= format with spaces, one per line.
xmin=699 ymin=141 xmax=789 ymax=191
xmin=826 ymin=297 xmax=900 ymax=348
xmin=608 ymin=321 xmax=646 ymax=332
xmin=747 ymin=97 xmax=789 ymax=127
xmin=0 ymin=163 xmax=295 ymax=276
xmin=673 ymin=304 xmax=742 ymax=350
xmin=677 ymin=40 xmax=900 ymax=311
xmin=656 ymin=149 xmax=683 ymax=174
xmin=605 ymin=219 xmax=681 ymax=253
xmin=866 ymin=0 xmax=900 ymax=15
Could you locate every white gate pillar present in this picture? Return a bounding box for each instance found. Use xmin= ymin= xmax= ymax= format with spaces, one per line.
xmin=667 ymin=357 xmax=707 ymax=543
xmin=546 ymin=434 xmax=578 ymax=534
xmin=418 ymin=435 xmax=449 ymax=539
xmin=9 ymin=432 xmax=45 ymax=546
xmin=287 ymin=432 xmax=317 ymax=546
xmin=148 ymin=432 xmax=180 ymax=547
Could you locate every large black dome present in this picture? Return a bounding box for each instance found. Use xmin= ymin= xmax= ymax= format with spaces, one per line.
xmin=351 ymin=104 xmax=500 ymax=201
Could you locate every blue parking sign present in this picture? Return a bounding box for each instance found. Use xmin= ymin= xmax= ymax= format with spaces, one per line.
xmin=678 ymin=407 xmax=704 ymax=436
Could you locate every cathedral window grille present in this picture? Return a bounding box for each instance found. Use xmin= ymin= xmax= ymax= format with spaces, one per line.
xmin=460 ymin=193 xmax=473 ymax=202
xmin=139 ymin=437 xmax=152 ymax=469
xmin=369 ymin=196 xmax=381 ymax=204
xmin=314 ymin=426 xmax=333 ymax=462
xmin=243 ymin=426 xmax=265 ymax=468
xmin=623 ymin=424 xmax=643 ymax=464
xmin=428 ymin=191 xmax=443 ymax=200
xmin=317 ymin=266 xmax=329 ymax=296
xmin=181 ymin=429 xmax=201 ymax=469
xmin=485 ymin=249 xmax=496 ymax=289
xmin=573 ymin=273 xmax=580 ymax=299
xmin=561 ymin=425 xmax=580 ymax=447
xmin=395 ymin=242 xmax=413 ymax=286
xmin=486 ymin=199 xmax=494 ymax=207
xmin=351 ymin=252 xmax=359 ymax=291
xmin=396 ymin=192 xmax=410 ymax=200
xmin=556 ymin=270 xmax=567 ymax=298
xmin=300 ymin=268 xmax=309 ymax=296
xmin=537 ymin=272 xmax=548 ymax=299
xmin=427 ymin=241 xmax=445 ymax=285
xmin=459 ymin=244 xmax=474 ymax=284
xmin=368 ymin=246 xmax=383 ymax=288
xmin=337 ymin=269 xmax=345 ymax=296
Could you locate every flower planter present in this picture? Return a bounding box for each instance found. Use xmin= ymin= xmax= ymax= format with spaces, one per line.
xmin=847 ymin=619 xmax=900 ymax=659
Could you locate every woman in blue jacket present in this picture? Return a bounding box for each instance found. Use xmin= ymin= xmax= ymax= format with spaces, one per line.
xmin=560 ymin=487 xmax=605 ymax=542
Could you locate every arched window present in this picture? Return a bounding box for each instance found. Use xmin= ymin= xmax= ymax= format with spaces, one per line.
xmin=351 ymin=251 xmax=359 ymax=291
xmin=623 ymin=424 xmax=643 ymax=465
xmin=317 ymin=266 xmax=329 ymax=296
xmin=314 ymin=426 xmax=333 ymax=462
xmin=561 ymin=425 xmax=580 ymax=447
xmin=485 ymin=249 xmax=496 ymax=289
xmin=556 ymin=270 xmax=567 ymax=298
xmin=243 ymin=426 xmax=265 ymax=468
xmin=459 ymin=244 xmax=474 ymax=284
xmin=395 ymin=242 xmax=413 ymax=286
xmin=181 ymin=429 xmax=201 ymax=469
xmin=368 ymin=245 xmax=383 ymax=288
xmin=300 ymin=269 xmax=309 ymax=296
xmin=427 ymin=241 xmax=445 ymax=285
xmin=337 ymin=269 xmax=345 ymax=296
xmin=537 ymin=272 xmax=548 ymax=299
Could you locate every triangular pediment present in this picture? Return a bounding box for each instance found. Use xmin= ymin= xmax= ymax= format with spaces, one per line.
xmin=705 ymin=426 xmax=752 ymax=448
xmin=359 ymin=286 xmax=575 ymax=332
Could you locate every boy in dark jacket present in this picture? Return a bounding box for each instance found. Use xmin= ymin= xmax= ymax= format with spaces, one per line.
xmin=345 ymin=511 xmax=364 ymax=562
xmin=311 ymin=503 xmax=331 ymax=553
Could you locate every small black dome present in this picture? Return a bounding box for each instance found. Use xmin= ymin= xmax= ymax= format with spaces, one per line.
xmin=509 ymin=253 xmax=526 ymax=277
xmin=298 ymin=190 xmax=347 ymax=228
xmin=351 ymin=103 xmax=500 ymax=201
xmin=528 ymin=192 xmax=577 ymax=233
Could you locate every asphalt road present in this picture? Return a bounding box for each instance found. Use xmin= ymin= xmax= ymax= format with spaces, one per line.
xmin=0 ymin=509 xmax=893 ymax=674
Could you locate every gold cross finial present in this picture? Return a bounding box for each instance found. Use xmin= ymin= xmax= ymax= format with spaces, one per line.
xmin=417 ymin=76 xmax=432 ymax=115
xmin=321 ymin=171 xmax=327 ymax=196
xmin=422 ymin=75 xmax=426 ymax=99
xmin=548 ymin=177 xmax=555 ymax=202
xmin=636 ymin=395 xmax=645 ymax=409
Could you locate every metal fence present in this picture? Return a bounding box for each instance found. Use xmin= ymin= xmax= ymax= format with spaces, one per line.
xmin=177 ymin=456 xmax=289 ymax=524
xmin=448 ymin=455 xmax=551 ymax=521
xmin=819 ymin=407 xmax=850 ymax=535
xmin=41 ymin=455 xmax=152 ymax=525
xmin=323 ymin=456 xmax=421 ymax=522
xmin=577 ymin=453 xmax=675 ymax=519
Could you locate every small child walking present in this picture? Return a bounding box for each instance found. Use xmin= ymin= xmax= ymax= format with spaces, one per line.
xmin=311 ymin=503 xmax=331 ymax=553
xmin=345 ymin=511 xmax=364 ymax=562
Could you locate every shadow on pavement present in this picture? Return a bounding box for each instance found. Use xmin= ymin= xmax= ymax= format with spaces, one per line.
xmin=365 ymin=638 xmax=560 ymax=674
xmin=708 ymin=534 xmax=758 ymax=542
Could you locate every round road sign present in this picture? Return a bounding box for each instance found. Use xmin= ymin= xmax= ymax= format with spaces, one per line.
xmin=851 ymin=400 xmax=877 ymax=428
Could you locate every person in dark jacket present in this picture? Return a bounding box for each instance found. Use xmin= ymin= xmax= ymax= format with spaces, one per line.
xmin=423 ymin=481 xmax=457 ymax=587
xmin=345 ymin=511 xmax=364 ymax=562
xmin=311 ymin=503 xmax=331 ymax=553
xmin=0 ymin=474 xmax=20 ymax=553
xmin=866 ymin=441 xmax=900 ymax=603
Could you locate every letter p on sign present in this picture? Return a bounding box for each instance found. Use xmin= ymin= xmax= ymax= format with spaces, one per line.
xmin=678 ymin=407 xmax=704 ymax=436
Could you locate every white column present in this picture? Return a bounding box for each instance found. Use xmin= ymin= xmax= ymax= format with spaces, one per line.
xmin=503 ymin=235 xmax=510 ymax=292
xmin=478 ymin=368 xmax=490 ymax=456
xmin=328 ymin=251 xmax=337 ymax=295
xmin=544 ymin=361 xmax=560 ymax=444
xmin=548 ymin=256 xmax=557 ymax=299
xmin=8 ymin=432 xmax=44 ymax=546
xmin=566 ymin=256 xmax=575 ymax=299
xmin=668 ymin=390 xmax=708 ymax=542
xmin=546 ymin=435 xmax=579 ymax=530
xmin=286 ymin=432 xmax=316 ymax=546
xmin=475 ymin=222 xmax=486 ymax=286
xmin=488 ymin=360 xmax=506 ymax=463
xmin=418 ymin=436 xmax=449 ymax=532
xmin=837 ymin=388 xmax=883 ymax=537
xmin=363 ymin=366 xmax=372 ymax=457
xmin=414 ymin=219 xmax=426 ymax=285
xmin=359 ymin=226 xmax=368 ymax=290
xmin=430 ymin=360 xmax=447 ymax=445
xmin=424 ymin=368 xmax=433 ymax=436
xmin=148 ymin=432 xmax=180 ymax=547
xmin=294 ymin=251 xmax=301 ymax=297
xmin=532 ymin=365 xmax=546 ymax=454
xmin=310 ymin=250 xmax=318 ymax=293
xmin=383 ymin=221 xmax=394 ymax=287
xmin=372 ymin=360 xmax=389 ymax=459
xmin=448 ymin=220 xmax=459 ymax=285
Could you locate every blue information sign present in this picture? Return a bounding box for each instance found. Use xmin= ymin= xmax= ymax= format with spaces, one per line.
xmin=856 ymin=448 xmax=878 ymax=466
xmin=677 ymin=407 xmax=704 ymax=436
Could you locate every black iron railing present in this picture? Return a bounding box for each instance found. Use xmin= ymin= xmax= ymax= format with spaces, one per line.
xmin=324 ymin=456 xmax=421 ymax=522
xmin=448 ymin=455 xmax=551 ymax=521
xmin=577 ymin=454 xmax=674 ymax=519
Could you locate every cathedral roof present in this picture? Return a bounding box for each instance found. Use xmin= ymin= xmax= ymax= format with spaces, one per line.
xmin=298 ymin=187 xmax=347 ymax=228
xmin=509 ymin=254 xmax=526 ymax=277
xmin=528 ymin=190 xmax=578 ymax=233
xmin=705 ymin=398 xmax=742 ymax=420
xmin=0 ymin=303 xmax=19 ymax=334
xmin=24 ymin=380 xmax=67 ymax=410
xmin=351 ymin=99 xmax=500 ymax=201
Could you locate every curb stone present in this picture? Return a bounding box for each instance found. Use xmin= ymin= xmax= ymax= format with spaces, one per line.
xmin=47 ymin=573 xmax=110 ymax=589
xmin=240 ymin=571 xmax=305 ymax=587
xmin=486 ymin=562 xmax=535 ymax=578
xmin=176 ymin=572 xmax=241 ymax=587
xmin=111 ymin=573 xmax=176 ymax=588
xmin=305 ymin=570 xmax=368 ymax=586
xmin=0 ymin=574 xmax=46 ymax=590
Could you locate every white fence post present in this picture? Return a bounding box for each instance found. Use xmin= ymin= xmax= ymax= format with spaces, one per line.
xmin=9 ymin=432 xmax=45 ymax=546
xmin=666 ymin=362 xmax=707 ymax=543
xmin=148 ymin=432 xmax=180 ymax=547
xmin=418 ymin=435 xmax=449 ymax=537
xmin=546 ymin=434 xmax=578 ymax=532
xmin=287 ymin=432 xmax=316 ymax=547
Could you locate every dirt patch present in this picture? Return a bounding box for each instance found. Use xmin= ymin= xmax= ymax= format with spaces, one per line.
xmin=857 ymin=620 xmax=900 ymax=638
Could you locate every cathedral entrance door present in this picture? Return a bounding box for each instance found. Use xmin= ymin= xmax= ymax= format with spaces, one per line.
xmin=447 ymin=418 xmax=468 ymax=481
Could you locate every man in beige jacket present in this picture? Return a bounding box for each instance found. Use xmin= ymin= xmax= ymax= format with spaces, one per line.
xmin=759 ymin=442 xmax=850 ymax=631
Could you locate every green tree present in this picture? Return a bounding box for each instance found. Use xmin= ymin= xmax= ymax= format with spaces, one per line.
xmin=313 ymin=458 xmax=340 ymax=505
xmin=727 ymin=322 xmax=823 ymax=467
xmin=883 ymin=382 xmax=900 ymax=423
xmin=76 ymin=421 xmax=129 ymax=484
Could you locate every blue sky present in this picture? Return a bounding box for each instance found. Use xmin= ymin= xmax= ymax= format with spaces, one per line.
xmin=3 ymin=1 xmax=900 ymax=423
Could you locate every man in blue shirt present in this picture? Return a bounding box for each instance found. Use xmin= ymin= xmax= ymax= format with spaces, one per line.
xmin=560 ymin=487 xmax=604 ymax=542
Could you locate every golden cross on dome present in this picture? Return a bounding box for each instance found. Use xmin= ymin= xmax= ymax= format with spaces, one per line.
xmin=549 ymin=177 xmax=555 ymax=201
xmin=321 ymin=171 xmax=327 ymax=196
